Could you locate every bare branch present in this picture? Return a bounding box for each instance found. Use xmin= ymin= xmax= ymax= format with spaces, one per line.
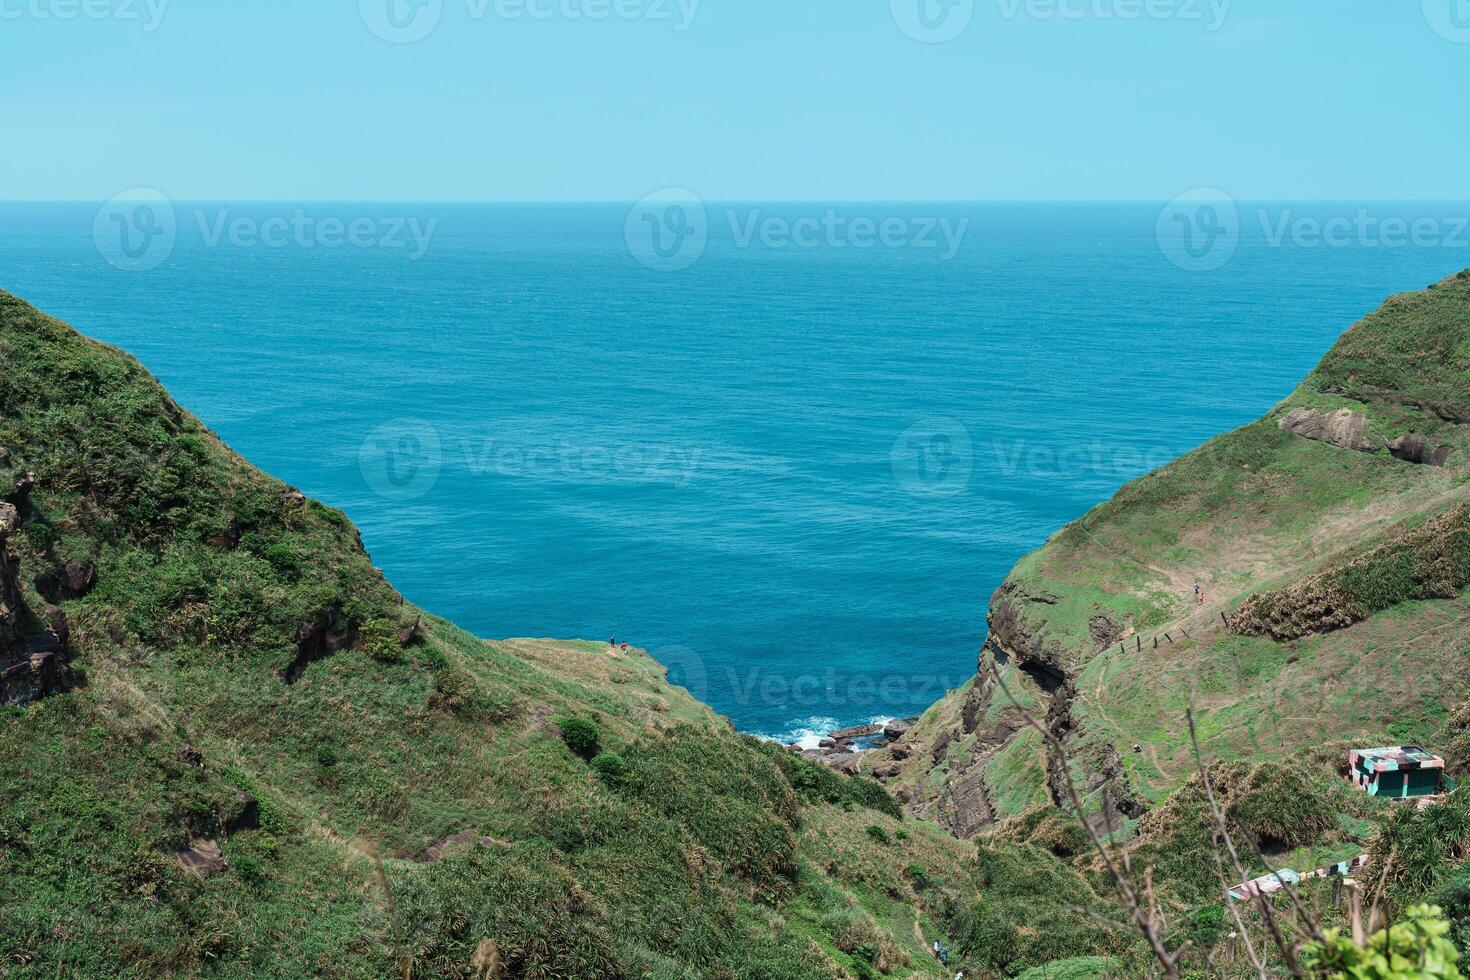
xmin=987 ymin=659 xmax=1183 ymax=978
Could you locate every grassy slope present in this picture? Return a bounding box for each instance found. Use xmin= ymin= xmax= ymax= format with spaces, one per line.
xmin=877 ymin=269 xmax=1470 ymax=828
xmin=0 ymin=290 xmax=999 ymax=979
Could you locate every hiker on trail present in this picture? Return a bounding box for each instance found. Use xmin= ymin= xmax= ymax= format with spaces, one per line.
xmin=933 ymin=940 xmax=941 ymax=960
xmin=609 ymin=636 xmax=617 ymax=647
xmin=620 ymin=642 xmax=629 ymax=652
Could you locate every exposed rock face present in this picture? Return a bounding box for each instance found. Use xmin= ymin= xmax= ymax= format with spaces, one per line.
xmin=1278 ymin=407 xmax=1376 ymax=452
xmin=1387 ymin=433 xmax=1451 ymax=467
xmin=176 ymin=839 xmax=228 ymax=877
xmin=34 ymin=559 xmax=95 ymax=602
xmin=280 ymin=610 xmax=364 ymax=684
xmin=1 ymin=503 xmax=68 ymax=706
xmin=1278 ymin=407 xmax=1452 ymax=466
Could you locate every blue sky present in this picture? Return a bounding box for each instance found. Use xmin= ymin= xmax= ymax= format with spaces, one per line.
xmin=3 ymin=0 xmax=1467 ymax=201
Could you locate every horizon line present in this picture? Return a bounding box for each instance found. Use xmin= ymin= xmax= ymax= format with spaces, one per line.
xmin=6 ymin=197 xmax=1470 ymax=206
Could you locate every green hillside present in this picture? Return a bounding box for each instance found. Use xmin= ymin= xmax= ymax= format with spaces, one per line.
xmin=7 ymin=274 xmax=1470 ymax=979
xmin=0 ymin=290 xmax=994 ymax=979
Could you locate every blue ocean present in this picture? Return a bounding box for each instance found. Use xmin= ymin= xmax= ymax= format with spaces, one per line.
xmin=2 ymin=201 xmax=1466 ymax=743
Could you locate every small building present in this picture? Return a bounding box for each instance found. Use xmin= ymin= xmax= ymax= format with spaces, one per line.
xmin=1348 ymin=746 xmax=1446 ymax=799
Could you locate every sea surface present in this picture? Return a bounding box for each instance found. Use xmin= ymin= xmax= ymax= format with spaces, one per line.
xmin=2 ymin=200 xmax=1466 ymax=744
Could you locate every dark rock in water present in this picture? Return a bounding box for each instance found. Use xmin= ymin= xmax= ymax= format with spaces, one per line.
xmin=224 ymin=789 xmax=260 ymax=834
xmin=830 ymin=722 xmax=883 ymax=741
xmin=176 ymin=839 xmax=227 ymax=877
xmin=883 ymin=719 xmax=912 ymax=741
xmin=818 ymin=738 xmax=837 ymax=750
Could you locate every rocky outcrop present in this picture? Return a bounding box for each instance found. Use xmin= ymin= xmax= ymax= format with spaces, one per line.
xmin=280 ymin=610 xmax=364 ymax=684
xmin=175 ymin=839 xmax=228 ymax=877
xmin=34 ymin=558 xmax=95 ymax=602
xmin=1228 ymin=503 xmax=1470 ymax=641
xmin=1387 ymin=433 xmax=1451 ymax=467
xmin=0 ymin=502 xmax=68 ymax=706
xmin=1278 ymin=406 xmax=1452 ymax=466
xmin=1278 ymin=407 xmax=1376 ymax=452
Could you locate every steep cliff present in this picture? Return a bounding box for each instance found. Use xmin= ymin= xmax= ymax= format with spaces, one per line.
xmin=867 ymin=270 xmax=1470 ymax=839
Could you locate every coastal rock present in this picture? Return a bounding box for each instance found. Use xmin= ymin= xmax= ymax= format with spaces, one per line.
xmin=280 ymin=610 xmax=363 ymax=684
xmin=1387 ymin=433 xmax=1451 ymax=467
xmin=35 ymin=559 xmax=96 ymax=602
xmin=397 ymin=615 xmax=424 ymax=646
xmin=882 ymin=719 xmax=911 ymax=741
xmin=1277 ymin=407 xmax=1376 ymax=453
xmin=960 ymin=689 xmax=983 ymax=734
xmin=1 ymin=503 xmax=70 ymax=707
xmin=224 ymin=789 xmax=260 ymax=834
xmin=1088 ymin=614 xmax=1123 ymax=651
xmin=176 ymin=839 xmax=228 ymax=877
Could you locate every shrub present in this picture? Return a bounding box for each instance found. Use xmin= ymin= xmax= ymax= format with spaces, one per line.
xmin=263 ymin=542 xmax=298 ymax=573
xmin=557 ymin=717 xmax=601 ymax=760
xmin=906 ymin=863 xmax=938 ymax=891
xmin=865 ymin=824 xmax=890 ymax=845
xmin=1302 ymin=904 xmax=1462 ymax=979
xmin=589 ymin=753 xmax=628 ymax=788
xmin=769 ymin=749 xmax=902 ymax=819
xmin=360 ymin=617 xmax=404 ymax=663
xmin=1434 ymin=864 xmax=1470 ymax=954
xmin=1183 ymin=904 xmax=1226 ymax=949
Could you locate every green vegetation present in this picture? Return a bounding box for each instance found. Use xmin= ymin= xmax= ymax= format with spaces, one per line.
xmin=8 ymin=270 xmax=1470 ymax=978
xmin=0 ymin=291 xmax=978 ymax=978
xmin=1304 ymin=905 xmax=1463 ymax=979
xmin=555 ymin=715 xmax=602 ymax=759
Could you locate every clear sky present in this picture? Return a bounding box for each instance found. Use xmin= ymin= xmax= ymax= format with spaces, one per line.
xmin=3 ymin=0 xmax=1467 ymax=201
